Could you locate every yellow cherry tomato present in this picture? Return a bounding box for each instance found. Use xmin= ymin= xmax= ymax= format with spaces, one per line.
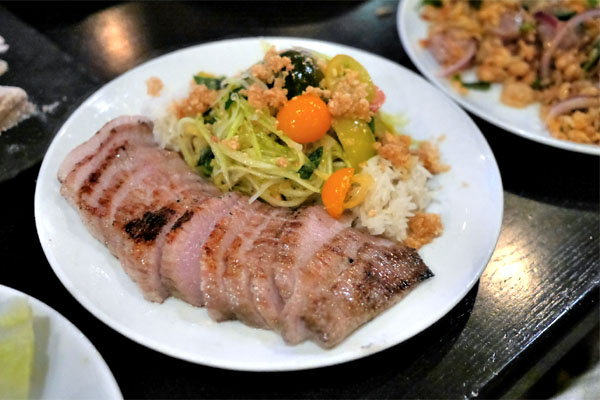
xmin=322 ymin=168 xmax=354 ymax=219
xmin=325 ymin=55 xmax=375 ymax=102
xmin=276 ymin=94 xmax=331 ymax=144
xmin=331 ymin=117 xmax=376 ymax=168
xmin=343 ymin=173 xmax=374 ymax=209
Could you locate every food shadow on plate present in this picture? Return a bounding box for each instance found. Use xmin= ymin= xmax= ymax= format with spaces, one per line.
xmin=30 ymin=315 xmax=50 ymax=399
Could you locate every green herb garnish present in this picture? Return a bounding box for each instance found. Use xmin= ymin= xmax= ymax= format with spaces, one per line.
xmin=193 ymin=75 xmax=224 ymax=90
xmin=588 ymin=0 xmax=599 ymax=7
xmin=519 ymin=22 xmax=536 ymax=34
xmin=225 ymin=87 xmax=243 ymax=110
xmin=581 ymin=39 xmax=600 ymax=72
xmin=197 ymin=148 xmax=215 ymax=177
xmin=421 ymin=0 xmax=443 ymax=8
xmin=469 ymin=0 xmax=482 ymax=10
xmin=453 ymin=74 xmax=491 ymax=90
xmin=530 ymin=78 xmax=544 ymax=90
xmin=298 ymin=146 xmax=323 ymax=179
xmin=368 ymin=117 xmax=376 ymax=134
xmin=553 ymin=10 xmax=577 ymax=20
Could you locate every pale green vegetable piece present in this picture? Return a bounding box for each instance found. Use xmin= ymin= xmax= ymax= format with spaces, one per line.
xmin=0 ymin=297 xmax=34 ymax=400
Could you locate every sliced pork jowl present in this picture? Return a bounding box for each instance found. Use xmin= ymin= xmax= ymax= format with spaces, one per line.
xmin=58 ymin=115 xmax=435 ymax=348
xmin=59 ymin=116 xmax=214 ymax=302
xmin=200 ymin=200 xmax=280 ymax=323
xmin=160 ymin=192 xmax=243 ymax=306
xmin=280 ymin=228 xmax=433 ymax=348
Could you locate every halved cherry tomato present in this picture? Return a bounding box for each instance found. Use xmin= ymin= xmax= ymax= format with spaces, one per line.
xmin=325 ymin=54 xmax=375 ymax=102
xmin=331 ymin=117 xmax=376 ymax=168
xmin=343 ymin=173 xmax=374 ymax=209
xmin=276 ymin=94 xmax=331 ymax=144
xmin=322 ymin=167 xmax=354 ymax=219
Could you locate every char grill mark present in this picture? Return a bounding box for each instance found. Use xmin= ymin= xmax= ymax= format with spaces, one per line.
xmin=200 ymin=200 xmax=272 ymax=323
xmin=78 ymin=144 xmax=127 ymax=197
xmin=124 ymin=207 xmax=176 ymax=242
xmin=245 ymin=208 xmax=291 ymax=329
xmin=171 ymin=210 xmax=194 ymax=232
xmin=221 ymin=209 xmax=274 ymax=328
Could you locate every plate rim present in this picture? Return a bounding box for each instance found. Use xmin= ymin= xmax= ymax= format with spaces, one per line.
xmin=397 ymin=0 xmax=600 ymax=156
xmin=34 ymin=35 xmax=504 ymax=371
xmin=0 ymin=284 xmax=122 ymax=398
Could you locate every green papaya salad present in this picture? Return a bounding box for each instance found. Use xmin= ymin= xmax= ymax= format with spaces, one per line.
xmin=150 ymin=45 xmax=448 ymax=248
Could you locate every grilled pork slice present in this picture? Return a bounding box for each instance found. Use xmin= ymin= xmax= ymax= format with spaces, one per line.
xmin=245 ymin=207 xmax=350 ymax=330
xmin=226 ymin=207 xmax=291 ymax=328
xmin=58 ymin=116 xmax=153 ymax=183
xmin=59 ymin=116 xmax=216 ymax=302
xmin=273 ymin=207 xmax=350 ymax=303
xmin=280 ymin=228 xmax=433 ymax=348
xmin=200 ymin=200 xmax=275 ymax=322
xmin=161 ymin=193 xmax=242 ymax=306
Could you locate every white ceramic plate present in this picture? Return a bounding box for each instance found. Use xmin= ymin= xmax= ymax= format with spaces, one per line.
xmin=398 ymin=0 xmax=600 ymax=156
xmin=35 ymin=37 xmax=503 ymax=371
xmin=0 ymin=285 xmax=121 ymax=399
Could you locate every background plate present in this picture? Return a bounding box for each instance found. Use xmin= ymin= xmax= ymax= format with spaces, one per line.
xmin=0 ymin=285 xmax=122 ymax=399
xmin=35 ymin=37 xmax=503 ymax=371
xmin=397 ymin=0 xmax=600 ymax=156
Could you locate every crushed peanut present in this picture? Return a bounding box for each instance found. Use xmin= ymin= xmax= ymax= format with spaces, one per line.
xmin=222 ymin=138 xmax=240 ymax=150
xmin=175 ymin=84 xmax=218 ymax=119
xmin=303 ymin=85 xmax=331 ymax=99
xmin=146 ymin=76 xmax=164 ymax=97
xmin=276 ymin=157 xmax=289 ymax=167
xmin=405 ymin=212 xmax=443 ymax=249
xmin=418 ymin=141 xmax=450 ymax=174
xmin=250 ymin=46 xmax=293 ymax=84
xmin=242 ymin=82 xmax=288 ymax=111
xmin=327 ymin=69 xmax=371 ymax=120
xmin=375 ymin=132 xmax=415 ymax=170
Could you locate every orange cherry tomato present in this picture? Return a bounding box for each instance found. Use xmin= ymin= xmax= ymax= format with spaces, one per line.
xmin=276 ymin=94 xmax=331 ymax=144
xmin=321 ymin=167 xmax=354 ymax=219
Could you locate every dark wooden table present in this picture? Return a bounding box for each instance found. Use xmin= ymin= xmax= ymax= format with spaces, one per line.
xmin=1 ymin=1 xmax=598 ymax=398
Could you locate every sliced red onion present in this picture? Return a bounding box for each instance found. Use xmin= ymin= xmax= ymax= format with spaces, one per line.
xmin=534 ymin=11 xmax=560 ymax=44
xmin=490 ymin=11 xmax=524 ymax=40
xmin=540 ymin=8 xmax=600 ymax=81
xmin=534 ymin=11 xmax=560 ymax=28
xmin=545 ymin=95 xmax=600 ymax=120
xmin=438 ymin=40 xmax=476 ymax=77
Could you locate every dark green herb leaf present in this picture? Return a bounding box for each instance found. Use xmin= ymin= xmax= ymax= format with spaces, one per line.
xmin=202 ymin=108 xmax=216 ymax=124
xmin=461 ymin=81 xmax=491 ymax=90
xmin=225 ymin=87 xmax=243 ymax=110
xmin=588 ymin=0 xmax=599 ymax=8
xmin=421 ymin=0 xmax=443 ymax=8
xmin=368 ymin=117 xmax=376 ymax=134
xmin=531 ymin=78 xmax=544 ymax=90
xmin=298 ymin=146 xmax=323 ymax=179
xmin=453 ymin=74 xmax=491 ymax=90
xmin=203 ymin=114 xmax=216 ymax=124
xmin=193 ymin=75 xmax=224 ymax=90
xmin=197 ymin=148 xmax=215 ymax=177
xmin=581 ymin=39 xmax=600 ymax=72
xmin=469 ymin=0 xmax=482 ymax=10
xmin=519 ymin=22 xmax=536 ymax=34
xmin=553 ymin=10 xmax=576 ymax=20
